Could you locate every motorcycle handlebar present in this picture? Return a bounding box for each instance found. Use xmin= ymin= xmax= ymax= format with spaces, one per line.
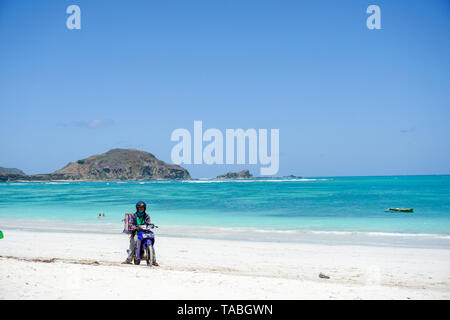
xmin=134 ymin=224 xmax=158 ymax=230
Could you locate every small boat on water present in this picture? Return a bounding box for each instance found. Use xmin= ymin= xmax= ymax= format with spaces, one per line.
xmin=387 ymin=208 xmax=414 ymax=213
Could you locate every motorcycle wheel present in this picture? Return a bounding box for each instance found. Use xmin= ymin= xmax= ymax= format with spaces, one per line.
xmin=146 ymin=246 xmax=153 ymax=267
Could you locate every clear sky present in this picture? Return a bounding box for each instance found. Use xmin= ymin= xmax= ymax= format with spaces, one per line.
xmin=1 ymin=0 xmax=449 ymax=178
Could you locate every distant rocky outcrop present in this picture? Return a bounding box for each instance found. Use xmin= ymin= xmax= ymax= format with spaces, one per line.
xmin=0 ymin=167 xmax=25 ymax=175
xmin=0 ymin=148 xmax=191 ymax=182
xmin=0 ymin=173 xmax=68 ymax=182
xmin=216 ymin=170 xmax=253 ymax=180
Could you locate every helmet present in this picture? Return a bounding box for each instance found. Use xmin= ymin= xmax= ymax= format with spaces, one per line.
xmin=135 ymin=201 xmax=147 ymax=212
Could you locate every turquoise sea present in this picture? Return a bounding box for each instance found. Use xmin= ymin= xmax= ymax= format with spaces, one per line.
xmin=1 ymin=175 xmax=449 ymax=248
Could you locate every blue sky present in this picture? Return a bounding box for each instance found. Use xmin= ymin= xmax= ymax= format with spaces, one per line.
xmin=1 ymin=0 xmax=449 ymax=177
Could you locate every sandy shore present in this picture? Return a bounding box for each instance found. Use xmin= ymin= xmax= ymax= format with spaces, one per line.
xmin=0 ymin=229 xmax=449 ymax=299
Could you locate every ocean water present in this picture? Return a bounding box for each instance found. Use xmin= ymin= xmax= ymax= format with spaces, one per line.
xmin=0 ymin=175 xmax=449 ymax=248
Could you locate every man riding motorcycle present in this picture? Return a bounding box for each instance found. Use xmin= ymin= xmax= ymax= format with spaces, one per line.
xmin=122 ymin=201 xmax=159 ymax=266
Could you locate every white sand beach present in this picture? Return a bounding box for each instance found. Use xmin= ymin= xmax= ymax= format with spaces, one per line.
xmin=0 ymin=229 xmax=449 ymax=300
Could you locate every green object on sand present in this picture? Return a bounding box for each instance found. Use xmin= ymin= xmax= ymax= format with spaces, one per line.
xmin=0 ymin=230 xmax=3 ymax=239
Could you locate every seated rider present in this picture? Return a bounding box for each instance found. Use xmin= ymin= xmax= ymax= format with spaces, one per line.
xmin=122 ymin=201 xmax=159 ymax=266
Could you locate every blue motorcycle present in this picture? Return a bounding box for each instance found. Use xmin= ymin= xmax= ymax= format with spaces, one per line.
xmin=132 ymin=223 xmax=157 ymax=266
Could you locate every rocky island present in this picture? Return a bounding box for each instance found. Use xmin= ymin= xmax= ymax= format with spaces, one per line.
xmin=216 ymin=170 xmax=253 ymax=180
xmin=282 ymin=175 xmax=303 ymax=179
xmin=0 ymin=148 xmax=191 ymax=182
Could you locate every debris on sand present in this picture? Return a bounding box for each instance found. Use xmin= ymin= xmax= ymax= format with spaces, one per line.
xmin=319 ymin=272 xmax=330 ymax=279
